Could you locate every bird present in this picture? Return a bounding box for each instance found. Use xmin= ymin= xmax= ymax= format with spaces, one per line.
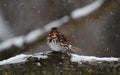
xmin=47 ymin=27 xmax=81 ymax=53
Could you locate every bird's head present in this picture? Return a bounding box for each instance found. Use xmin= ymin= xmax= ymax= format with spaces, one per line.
xmin=47 ymin=27 xmax=59 ymax=40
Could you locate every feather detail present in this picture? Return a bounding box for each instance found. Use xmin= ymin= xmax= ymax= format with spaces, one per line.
xmin=69 ymin=44 xmax=81 ymax=53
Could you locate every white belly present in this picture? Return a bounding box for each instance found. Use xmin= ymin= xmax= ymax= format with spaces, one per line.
xmin=48 ymin=39 xmax=65 ymax=51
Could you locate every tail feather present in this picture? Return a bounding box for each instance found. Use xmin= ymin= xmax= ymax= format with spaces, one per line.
xmin=69 ymin=45 xmax=81 ymax=53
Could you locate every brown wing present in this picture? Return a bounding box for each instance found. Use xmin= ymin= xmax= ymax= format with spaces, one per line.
xmin=58 ymin=32 xmax=81 ymax=53
xmin=57 ymin=32 xmax=72 ymax=45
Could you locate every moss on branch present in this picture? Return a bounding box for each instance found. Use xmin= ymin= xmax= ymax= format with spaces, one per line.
xmin=0 ymin=51 xmax=120 ymax=75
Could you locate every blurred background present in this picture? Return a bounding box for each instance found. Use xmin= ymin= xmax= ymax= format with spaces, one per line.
xmin=0 ymin=0 xmax=120 ymax=60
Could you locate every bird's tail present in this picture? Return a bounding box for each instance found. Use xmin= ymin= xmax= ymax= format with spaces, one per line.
xmin=69 ymin=45 xmax=81 ymax=53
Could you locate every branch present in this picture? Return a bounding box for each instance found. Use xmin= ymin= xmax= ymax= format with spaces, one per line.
xmin=0 ymin=51 xmax=119 ymax=75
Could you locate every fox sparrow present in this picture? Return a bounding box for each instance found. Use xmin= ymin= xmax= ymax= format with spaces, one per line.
xmin=47 ymin=27 xmax=81 ymax=53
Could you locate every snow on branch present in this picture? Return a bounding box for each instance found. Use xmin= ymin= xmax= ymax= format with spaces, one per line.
xmin=0 ymin=52 xmax=119 ymax=66
xmin=71 ymin=0 xmax=105 ymax=19
xmin=44 ymin=16 xmax=70 ymax=32
xmin=0 ymin=51 xmax=119 ymax=75
xmin=0 ymin=54 xmax=31 ymax=65
xmin=71 ymin=54 xmax=119 ymax=62
xmin=0 ymin=52 xmax=48 ymax=65
xmin=0 ymin=36 xmax=25 ymax=50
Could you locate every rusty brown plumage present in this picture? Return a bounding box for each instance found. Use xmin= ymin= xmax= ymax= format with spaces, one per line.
xmin=47 ymin=27 xmax=81 ymax=53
